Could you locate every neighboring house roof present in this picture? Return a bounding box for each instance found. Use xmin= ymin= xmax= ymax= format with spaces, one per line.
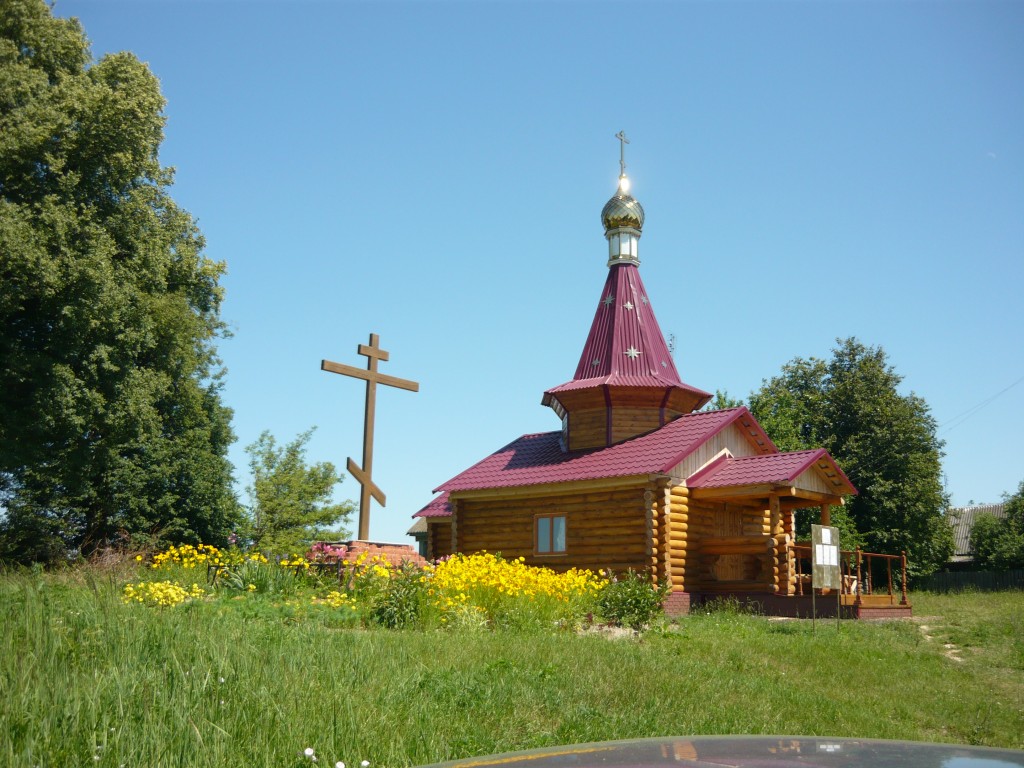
xmin=429 ymin=407 xmax=771 ymax=497
xmin=542 ymin=263 xmax=711 ymax=403
xmin=687 ymin=449 xmax=857 ymax=496
xmin=949 ymin=504 xmax=1006 ymax=561
xmin=406 ymin=517 xmax=428 ymax=536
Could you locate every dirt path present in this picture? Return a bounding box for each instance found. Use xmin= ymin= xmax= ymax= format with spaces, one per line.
xmin=915 ymin=618 xmax=964 ymax=663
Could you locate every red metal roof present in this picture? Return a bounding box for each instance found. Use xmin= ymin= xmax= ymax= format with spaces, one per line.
xmin=687 ymin=449 xmax=857 ymax=494
xmin=413 ymin=491 xmax=452 ymax=518
xmin=543 ymin=263 xmax=711 ymax=401
xmin=434 ymin=407 xmax=760 ymax=494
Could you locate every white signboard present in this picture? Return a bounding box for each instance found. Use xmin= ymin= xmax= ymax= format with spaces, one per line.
xmin=811 ymin=524 xmax=841 ymax=590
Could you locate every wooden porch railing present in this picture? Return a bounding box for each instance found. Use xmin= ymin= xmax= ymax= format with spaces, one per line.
xmin=791 ymin=544 xmax=908 ymax=605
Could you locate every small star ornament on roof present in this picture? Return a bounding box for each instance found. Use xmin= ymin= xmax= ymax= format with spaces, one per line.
xmin=623 ymin=301 xmax=634 ymax=311
xmin=602 ymin=294 xmax=615 ymax=306
xmin=625 ymin=346 xmax=641 ymax=359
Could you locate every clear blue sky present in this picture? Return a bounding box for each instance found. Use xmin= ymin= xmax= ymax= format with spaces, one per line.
xmin=58 ymin=0 xmax=1024 ymax=544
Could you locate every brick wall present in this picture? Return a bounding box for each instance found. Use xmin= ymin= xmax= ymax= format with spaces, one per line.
xmin=318 ymin=540 xmax=428 ymax=569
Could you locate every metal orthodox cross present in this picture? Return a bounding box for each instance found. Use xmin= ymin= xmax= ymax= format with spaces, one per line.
xmin=615 ymin=130 xmax=629 ymax=176
xmin=321 ymin=334 xmax=419 ymax=541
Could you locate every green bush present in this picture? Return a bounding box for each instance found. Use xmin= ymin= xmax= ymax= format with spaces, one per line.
xmin=369 ymin=563 xmax=425 ymax=629
xmin=220 ymin=559 xmax=299 ymax=596
xmin=596 ymin=569 xmax=669 ymax=631
xmin=695 ymin=595 xmax=762 ymax=616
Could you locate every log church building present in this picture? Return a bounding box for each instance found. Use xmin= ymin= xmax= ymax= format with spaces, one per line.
xmin=412 ymin=140 xmax=909 ymax=617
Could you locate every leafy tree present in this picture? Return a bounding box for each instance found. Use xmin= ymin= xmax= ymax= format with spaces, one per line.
xmin=702 ymin=390 xmax=745 ymax=411
xmin=969 ymin=481 xmax=1024 ymax=571
xmin=243 ymin=429 xmax=354 ymax=554
xmin=749 ymin=338 xmax=953 ymax=578
xmin=0 ymin=0 xmax=239 ymax=562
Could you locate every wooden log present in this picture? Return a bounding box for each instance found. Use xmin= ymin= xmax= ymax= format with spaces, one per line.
xmin=555 ymin=558 xmax=648 ymax=568
xmin=563 ymin=543 xmax=650 ymax=556
xmin=702 ymin=535 xmax=772 ymax=548
xmin=701 ymin=544 xmax=773 ymax=556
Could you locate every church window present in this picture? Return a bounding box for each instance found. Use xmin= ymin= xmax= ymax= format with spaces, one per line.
xmin=535 ymin=514 xmax=566 ymax=554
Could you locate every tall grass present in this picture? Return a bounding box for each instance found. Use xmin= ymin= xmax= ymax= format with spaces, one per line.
xmin=1 ymin=570 xmax=1021 ymax=767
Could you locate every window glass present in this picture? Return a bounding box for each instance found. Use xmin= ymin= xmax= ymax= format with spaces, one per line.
xmin=537 ymin=517 xmax=551 ymax=553
xmin=552 ymin=516 xmax=566 ymax=552
xmin=537 ymin=515 xmax=566 ymax=553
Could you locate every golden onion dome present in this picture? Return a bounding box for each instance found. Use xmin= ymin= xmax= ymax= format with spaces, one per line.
xmin=601 ymin=178 xmax=645 ymax=233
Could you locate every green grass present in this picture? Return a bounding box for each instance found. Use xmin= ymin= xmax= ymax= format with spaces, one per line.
xmin=1 ymin=569 xmax=1021 ymax=767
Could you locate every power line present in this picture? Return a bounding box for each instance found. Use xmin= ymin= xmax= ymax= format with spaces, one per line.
xmin=939 ymin=374 xmax=1024 ymax=434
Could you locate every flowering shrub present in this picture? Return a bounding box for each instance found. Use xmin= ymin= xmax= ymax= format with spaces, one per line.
xmin=149 ymin=543 xmax=266 ymax=570
xmin=426 ymin=552 xmax=607 ymax=629
xmin=128 ymin=543 xmax=638 ymax=632
xmin=308 ymin=542 xmax=349 ymax=562
xmin=122 ymin=580 xmax=205 ymax=607
xmin=321 ymin=590 xmax=358 ymax=611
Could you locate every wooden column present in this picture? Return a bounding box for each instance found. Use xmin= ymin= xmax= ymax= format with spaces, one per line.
xmin=644 ymin=488 xmax=656 ymax=583
xmin=450 ymin=498 xmax=460 ymax=555
xmin=769 ymin=495 xmax=782 ymax=593
xmin=769 ymin=495 xmax=781 ymax=535
xmin=661 ymin=482 xmax=673 ymax=586
xmin=820 ymin=503 xmax=831 ymax=526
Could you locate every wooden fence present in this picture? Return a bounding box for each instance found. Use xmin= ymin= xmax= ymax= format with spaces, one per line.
xmin=915 ymin=569 xmax=1024 ymax=593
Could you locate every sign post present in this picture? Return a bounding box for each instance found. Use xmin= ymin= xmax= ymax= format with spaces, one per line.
xmin=811 ymin=524 xmax=842 ymax=630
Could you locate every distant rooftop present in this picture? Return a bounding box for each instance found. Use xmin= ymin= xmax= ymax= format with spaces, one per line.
xmin=949 ymin=503 xmax=1006 ymax=561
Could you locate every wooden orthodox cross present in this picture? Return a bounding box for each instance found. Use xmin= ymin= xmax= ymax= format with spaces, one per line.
xmin=321 ymin=334 xmax=419 ymax=541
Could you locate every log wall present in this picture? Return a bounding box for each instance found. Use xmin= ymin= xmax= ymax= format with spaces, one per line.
xmin=452 ymin=487 xmax=652 ymax=572
xmin=566 ymin=407 xmax=688 ymax=451
xmin=611 ymin=408 xmax=664 ymax=445
xmin=566 ymin=409 xmax=608 ymax=452
xmin=427 ymin=520 xmax=453 ymax=561
xmin=680 ymin=495 xmax=789 ymax=594
xmin=666 ymin=485 xmax=692 ymax=591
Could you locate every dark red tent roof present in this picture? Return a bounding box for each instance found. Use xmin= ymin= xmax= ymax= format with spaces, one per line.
xmin=543 ymin=263 xmax=711 ymax=404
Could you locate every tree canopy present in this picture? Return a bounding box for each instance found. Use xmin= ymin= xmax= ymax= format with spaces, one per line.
xmin=0 ymin=0 xmax=239 ymax=562
xmin=749 ymin=338 xmax=953 ymax=578
xmin=243 ymin=429 xmax=353 ymax=554
xmin=969 ymin=481 xmax=1024 ymax=571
